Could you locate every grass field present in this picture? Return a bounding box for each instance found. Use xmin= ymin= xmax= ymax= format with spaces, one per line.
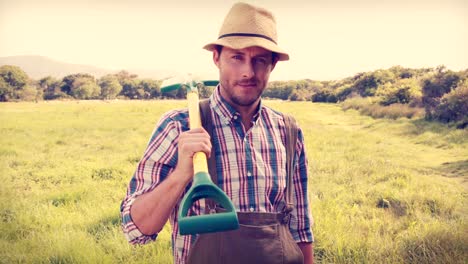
xmin=0 ymin=100 xmax=466 ymax=263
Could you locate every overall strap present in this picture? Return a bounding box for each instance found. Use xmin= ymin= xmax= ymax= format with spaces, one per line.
xmin=283 ymin=114 xmax=299 ymax=211
xmin=199 ymin=99 xmax=217 ymax=213
xmin=199 ymin=99 xmax=217 ymax=183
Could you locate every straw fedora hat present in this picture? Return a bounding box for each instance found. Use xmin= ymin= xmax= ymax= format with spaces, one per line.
xmin=203 ymin=2 xmax=289 ymax=61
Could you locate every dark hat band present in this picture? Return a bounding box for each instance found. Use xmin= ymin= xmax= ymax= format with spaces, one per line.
xmin=218 ymin=33 xmax=277 ymax=44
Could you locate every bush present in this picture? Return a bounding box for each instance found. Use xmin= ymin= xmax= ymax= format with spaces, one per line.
xmin=263 ymin=82 xmax=293 ymax=100
xmin=289 ymin=89 xmax=310 ymax=101
xmin=312 ymin=89 xmax=338 ymax=103
xmin=16 ymin=85 xmax=40 ymax=101
xmin=422 ymin=68 xmax=462 ymax=119
xmin=378 ymin=79 xmax=422 ymax=106
xmin=433 ymin=81 xmax=468 ymax=124
xmin=335 ymin=85 xmax=355 ymax=101
xmin=353 ymin=70 xmax=396 ymax=97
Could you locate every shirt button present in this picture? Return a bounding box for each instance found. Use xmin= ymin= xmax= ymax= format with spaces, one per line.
xmin=233 ymin=115 xmax=238 ymax=120
xmin=249 ymin=207 xmax=254 ymax=212
xmin=247 ymin=171 xmax=252 ymax=177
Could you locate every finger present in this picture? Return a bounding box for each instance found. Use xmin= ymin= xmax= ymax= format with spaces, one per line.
xmin=180 ymin=141 xmax=212 ymax=153
xmin=179 ymin=131 xmax=211 ymax=143
xmin=179 ymin=135 xmax=209 ymax=145
xmin=178 ymin=136 xmax=211 ymax=149
xmin=179 ymin=142 xmax=212 ymax=157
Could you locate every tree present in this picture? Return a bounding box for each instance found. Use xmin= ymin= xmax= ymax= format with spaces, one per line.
xmin=70 ymin=77 xmax=100 ymax=99
xmin=120 ymin=79 xmax=144 ymax=99
xmin=139 ymin=79 xmax=161 ymax=99
xmin=0 ymin=65 xmax=30 ymax=101
xmin=0 ymin=77 xmax=13 ymax=102
xmin=0 ymin=65 xmax=28 ymax=88
xmin=99 ymin=75 xmax=122 ymax=99
xmin=57 ymin=73 xmax=100 ymax=99
xmin=60 ymin=73 xmax=95 ymax=96
xmin=114 ymin=70 xmax=138 ymax=83
xmin=39 ymin=76 xmax=66 ymax=100
xmin=112 ymin=70 xmax=142 ymax=99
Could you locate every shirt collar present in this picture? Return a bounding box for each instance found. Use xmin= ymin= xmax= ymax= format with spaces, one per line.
xmin=210 ymin=85 xmax=263 ymax=125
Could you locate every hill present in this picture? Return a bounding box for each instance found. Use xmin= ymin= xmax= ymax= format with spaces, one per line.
xmin=0 ymin=55 xmax=175 ymax=80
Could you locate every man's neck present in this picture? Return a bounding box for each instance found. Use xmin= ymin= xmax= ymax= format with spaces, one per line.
xmin=217 ymin=86 xmax=261 ymax=130
xmin=236 ymin=101 xmax=260 ymax=129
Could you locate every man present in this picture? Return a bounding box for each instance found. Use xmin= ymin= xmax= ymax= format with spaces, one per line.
xmin=121 ymin=2 xmax=314 ymax=263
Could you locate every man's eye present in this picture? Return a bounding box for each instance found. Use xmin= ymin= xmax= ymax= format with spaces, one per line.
xmin=232 ymin=55 xmax=243 ymax=60
xmin=254 ymin=57 xmax=268 ymax=65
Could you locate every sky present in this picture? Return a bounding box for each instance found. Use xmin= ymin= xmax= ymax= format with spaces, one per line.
xmin=0 ymin=0 xmax=467 ymax=81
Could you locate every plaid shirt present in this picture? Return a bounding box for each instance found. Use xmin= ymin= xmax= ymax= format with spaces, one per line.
xmin=121 ymin=87 xmax=313 ymax=263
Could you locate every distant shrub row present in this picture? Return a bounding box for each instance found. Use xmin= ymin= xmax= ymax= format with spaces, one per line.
xmin=1 ymin=64 xmax=466 ymax=126
xmin=0 ymin=66 xmax=215 ymax=102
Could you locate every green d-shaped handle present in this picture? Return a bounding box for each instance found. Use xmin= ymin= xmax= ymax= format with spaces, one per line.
xmin=160 ymin=80 xmax=219 ymax=93
xmin=178 ymin=172 xmax=239 ymax=235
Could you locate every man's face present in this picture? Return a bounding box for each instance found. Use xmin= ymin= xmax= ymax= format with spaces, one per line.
xmin=213 ymin=46 xmax=277 ymax=108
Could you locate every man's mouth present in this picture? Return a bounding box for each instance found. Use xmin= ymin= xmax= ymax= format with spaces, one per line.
xmin=237 ymin=81 xmax=257 ymax=87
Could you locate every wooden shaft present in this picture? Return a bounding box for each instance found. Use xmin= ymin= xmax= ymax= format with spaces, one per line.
xmin=187 ymin=91 xmax=209 ymax=174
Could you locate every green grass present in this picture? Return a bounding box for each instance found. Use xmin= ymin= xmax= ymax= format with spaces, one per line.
xmin=341 ymin=97 xmax=425 ymax=120
xmin=1 ymin=100 xmax=467 ymax=263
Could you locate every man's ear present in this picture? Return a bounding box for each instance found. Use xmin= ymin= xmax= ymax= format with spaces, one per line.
xmin=213 ymin=49 xmax=221 ymax=68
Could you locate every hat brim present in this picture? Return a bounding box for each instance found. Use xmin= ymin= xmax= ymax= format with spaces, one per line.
xmin=203 ymin=36 xmax=289 ymax=61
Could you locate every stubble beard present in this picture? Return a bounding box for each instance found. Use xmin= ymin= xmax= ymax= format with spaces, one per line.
xmin=222 ymin=80 xmax=264 ymax=107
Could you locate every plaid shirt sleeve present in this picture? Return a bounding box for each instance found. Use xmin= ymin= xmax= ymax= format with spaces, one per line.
xmin=120 ymin=110 xmax=186 ymax=244
xmin=289 ymin=126 xmax=314 ymax=243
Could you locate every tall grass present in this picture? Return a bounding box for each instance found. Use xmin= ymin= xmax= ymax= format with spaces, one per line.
xmin=1 ymin=100 xmax=466 ymax=263
xmin=269 ymin=101 xmax=467 ymax=263
xmin=341 ymin=97 xmax=425 ymax=119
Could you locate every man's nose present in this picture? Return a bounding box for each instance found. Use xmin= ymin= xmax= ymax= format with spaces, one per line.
xmin=241 ymin=60 xmax=255 ymax=79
